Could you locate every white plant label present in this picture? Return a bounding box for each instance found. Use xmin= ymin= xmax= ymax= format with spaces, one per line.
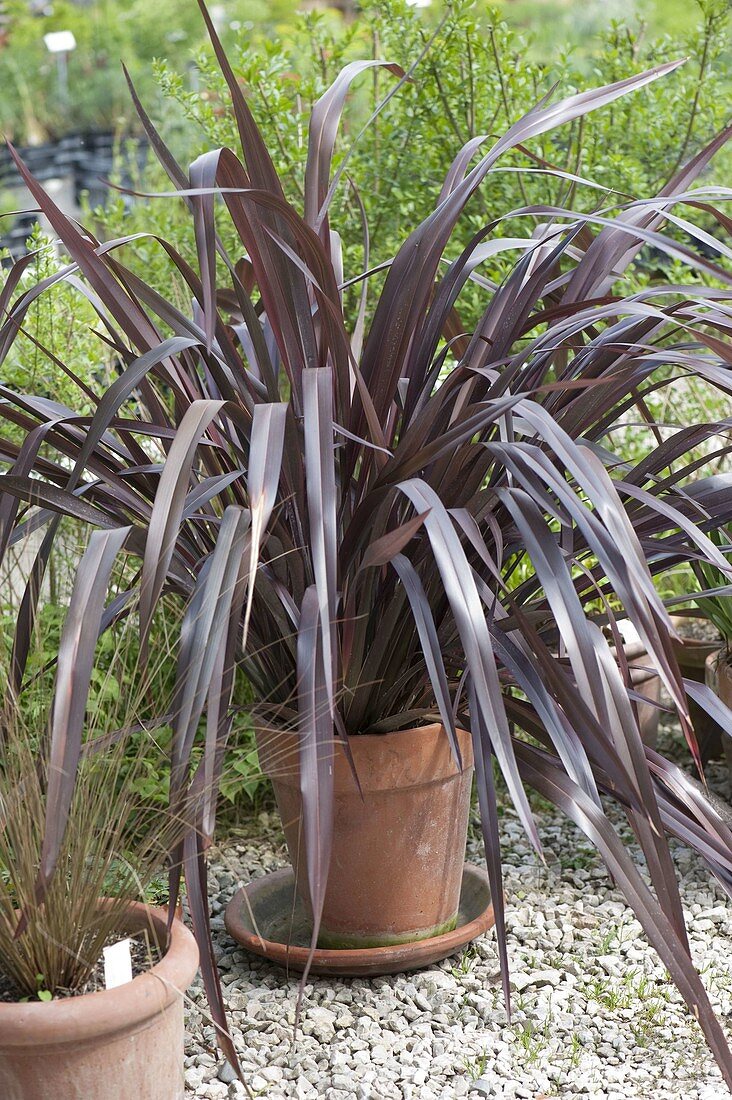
xmin=103 ymin=938 xmax=133 ymax=990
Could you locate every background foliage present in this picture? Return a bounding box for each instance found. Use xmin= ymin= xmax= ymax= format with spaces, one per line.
xmin=96 ymin=0 xmax=731 ymax=320
xmin=0 ymin=0 xmax=301 ymax=143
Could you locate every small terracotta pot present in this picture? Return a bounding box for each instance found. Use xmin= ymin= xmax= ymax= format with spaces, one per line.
xmin=670 ymin=618 xmax=722 ymax=759
xmin=706 ymin=650 xmax=732 ymax=789
xmin=619 ymin=641 xmax=661 ymax=747
xmin=0 ymin=902 xmax=199 ymax=1100
xmin=256 ymin=722 xmax=474 ymax=948
xmin=630 ymin=661 xmax=661 ymax=748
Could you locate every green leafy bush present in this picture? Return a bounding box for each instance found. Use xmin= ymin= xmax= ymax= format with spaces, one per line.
xmin=141 ymin=0 xmax=730 ymax=289
xmin=0 ymin=536 xmax=264 ymax=810
xmin=0 ymin=227 xmax=105 ymax=421
xmin=96 ymin=0 xmax=730 ymax=472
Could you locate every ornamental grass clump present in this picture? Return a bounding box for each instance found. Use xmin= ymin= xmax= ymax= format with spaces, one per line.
xmin=0 ymin=0 xmax=732 ymax=1082
xmin=0 ymin=719 xmax=169 ymax=1000
xmin=0 ymin=537 xmax=181 ymax=1000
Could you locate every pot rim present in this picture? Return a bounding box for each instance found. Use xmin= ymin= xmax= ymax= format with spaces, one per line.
xmin=0 ymin=900 xmax=199 ymax=1047
xmin=670 ymin=617 xmax=722 ymax=655
xmin=254 ymin=718 xmax=466 ymax=740
xmin=707 ymin=646 xmax=732 ymax=671
xmin=256 ymin=720 xmax=474 ymax=790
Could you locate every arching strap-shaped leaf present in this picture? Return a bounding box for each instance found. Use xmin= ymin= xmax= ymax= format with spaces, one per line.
xmin=390 ymin=552 xmax=461 ymax=771
xmin=497 ymin=485 xmax=612 ymax=724
xmin=6 ymin=144 xmax=162 ymax=356
xmin=468 ymin=679 xmax=510 ymax=1016
xmin=305 ymin=61 xmax=404 ymax=243
xmin=122 ymin=63 xmax=190 ymax=194
xmin=244 ymin=403 xmax=287 ymax=641
xmin=139 ymin=399 xmax=225 ymax=655
xmin=563 ymin=122 xmax=732 ymax=304
xmin=167 ymin=506 xmax=252 ymax=916
xmin=190 ymin=150 xmax=223 ymax=353
xmin=297 ymin=585 xmax=334 ymax=1006
xmin=303 ymin=369 xmax=339 ymax=712
xmin=358 ymin=511 xmax=430 ymax=573
xmin=358 ymin=58 xmax=684 ymax=431
xmin=515 ymin=740 xmax=732 ymax=1090
xmin=183 ymin=827 xmax=243 ymax=1082
xmin=397 ymin=477 xmax=541 ymax=856
xmin=34 ymin=526 xmax=131 ymax=906
xmin=68 ymin=337 xmax=203 ymax=492
xmin=592 ymin=631 xmax=689 ymax=950
xmin=200 ymin=528 xmax=251 ymax=845
xmin=195 ymin=0 xmax=284 ymax=199
xmin=0 ymin=474 xmax=124 ymax=531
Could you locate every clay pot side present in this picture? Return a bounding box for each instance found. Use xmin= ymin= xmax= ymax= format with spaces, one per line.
xmin=671 ymin=621 xmax=722 ymax=675
xmin=0 ymin=901 xmax=199 ymax=1100
xmin=256 ymin=722 xmax=474 ymax=949
xmin=630 ymin=662 xmax=661 ymax=749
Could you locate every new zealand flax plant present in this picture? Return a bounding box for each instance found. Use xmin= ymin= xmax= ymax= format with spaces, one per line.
xmin=1 ymin=0 xmax=732 ymax=1082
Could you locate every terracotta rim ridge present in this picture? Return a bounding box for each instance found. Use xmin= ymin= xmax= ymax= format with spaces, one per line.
xmin=257 ymin=721 xmax=473 ymax=790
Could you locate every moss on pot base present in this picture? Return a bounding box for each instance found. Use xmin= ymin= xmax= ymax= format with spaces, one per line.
xmin=317 ymin=913 xmax=459 ymax=951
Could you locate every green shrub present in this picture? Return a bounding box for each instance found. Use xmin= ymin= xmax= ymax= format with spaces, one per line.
xmin=95 ymin=0 xmax=730 ymax=469
xmin=139 ymin=0 xmax=730 ymax=289
xmin=0 ymin=227 xmax=106 ymax=421
xmin=0 ymin=538 xmax=266 ymax=812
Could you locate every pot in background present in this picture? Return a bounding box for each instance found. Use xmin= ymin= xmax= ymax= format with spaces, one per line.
xmin=618 ymin=641 xmax=661 ymax=747
xmin=670 ymin=617 xmax=723 ymax=760
xmin=706 ymin=651 xmax=732 ymax=791
xmin=256 ymin=722 xmax=474 ymax=949
xmin=629 ymin=658 xmax=661 ymax=748
xmin=0 ymin=902 xmax=199 ymax=1100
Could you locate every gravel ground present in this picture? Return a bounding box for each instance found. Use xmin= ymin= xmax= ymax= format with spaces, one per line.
xmin=184 ymin=731 xmax=732 ymax=1100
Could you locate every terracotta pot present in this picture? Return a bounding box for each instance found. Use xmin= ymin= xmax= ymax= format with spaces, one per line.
xmin=630 ymin=661 xmax=661 ymax=748
xmin=618 ymin=641 xmax=661 ymax=747
xmin=670 ymin=617 xmax=722 ymax=759
xmin=706 ymin=650 xmax=732 ymax=789
xmin=256 ymin=722 xmax=474 ymax=948
xmin=0 ymin=902 xmax=199 ymax=1100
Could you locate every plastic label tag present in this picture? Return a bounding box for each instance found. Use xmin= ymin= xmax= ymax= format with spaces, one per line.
xmin=103 ymin=938 xmax=133 ymax=989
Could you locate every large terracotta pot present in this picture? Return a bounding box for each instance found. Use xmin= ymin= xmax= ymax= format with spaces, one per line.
xmin=706 ymin=650 xmax=732 ymax=788
xmin=0 ymin=902 xmax=199 ymax=1100
xmin=256 ymin=722 xmax=474 ymax=948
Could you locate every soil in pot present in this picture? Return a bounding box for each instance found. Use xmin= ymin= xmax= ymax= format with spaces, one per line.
xmin=0 ymin=928 xmax=161 ymax=1003
xmin=256 ymin=722 xmax=474 ymax=949
xmin=0 ymin=902 xmax=199 ymax=1100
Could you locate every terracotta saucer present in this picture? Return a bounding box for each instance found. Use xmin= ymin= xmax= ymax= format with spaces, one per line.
xmin=224 ymin=863 xmax=495 ymax=977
